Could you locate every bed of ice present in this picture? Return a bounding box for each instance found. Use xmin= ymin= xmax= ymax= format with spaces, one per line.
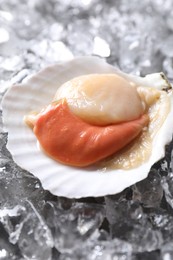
xmin=1 ymin=0 xmax=173 ymax=259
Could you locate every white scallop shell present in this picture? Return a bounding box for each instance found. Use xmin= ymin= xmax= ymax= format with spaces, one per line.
xmin=2 ymin=56 xmax=173 ymax=198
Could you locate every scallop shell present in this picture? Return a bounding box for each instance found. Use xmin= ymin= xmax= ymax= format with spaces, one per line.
xmin=2 ymin=56 xmax=173 ymax=198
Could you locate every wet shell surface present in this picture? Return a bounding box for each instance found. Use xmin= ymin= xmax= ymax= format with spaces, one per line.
xmin=2 ymin=56 xmax=173 ymax=198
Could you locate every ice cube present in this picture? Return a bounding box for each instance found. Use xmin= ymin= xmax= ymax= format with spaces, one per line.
xmin=44 ymin=201 xmax=104 ymax=253
xmin=0 ymin=202 xmax=53 ymax=260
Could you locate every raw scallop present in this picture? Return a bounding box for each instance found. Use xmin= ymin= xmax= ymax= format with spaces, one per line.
xmin=2 ymin=56 xmax=173 ymax=198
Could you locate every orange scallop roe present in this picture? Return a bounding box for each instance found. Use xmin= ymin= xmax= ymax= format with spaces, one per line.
xmin=33 ymin=99 xmax=149 ymax=167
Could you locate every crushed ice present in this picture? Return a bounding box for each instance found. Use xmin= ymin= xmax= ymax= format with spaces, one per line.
xmin=1 ymin=0 xmax=173 ymax=259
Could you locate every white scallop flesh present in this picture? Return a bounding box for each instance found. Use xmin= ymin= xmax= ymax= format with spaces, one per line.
xmin=2 ymin=56 xmax=173 ymax=198
xmin=53 ymin=74 xmax=145 ymax=125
